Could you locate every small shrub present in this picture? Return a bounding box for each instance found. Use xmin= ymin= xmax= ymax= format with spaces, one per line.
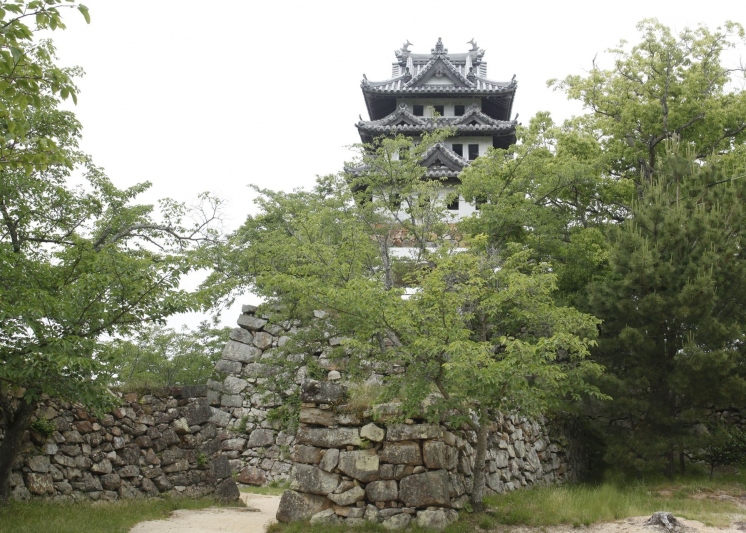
xmin=29 ymin=418 xmax=55 ymax=437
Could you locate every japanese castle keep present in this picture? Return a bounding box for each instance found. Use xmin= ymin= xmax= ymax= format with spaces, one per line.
xmin=355 ymin=38 xmax=518 ymax=219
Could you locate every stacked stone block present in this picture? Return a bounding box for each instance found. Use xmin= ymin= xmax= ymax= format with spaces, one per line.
xmin=6 ymin=387 xmax=239 ymax=503
xmin=276 ymin=380 xmax=575 ymax=528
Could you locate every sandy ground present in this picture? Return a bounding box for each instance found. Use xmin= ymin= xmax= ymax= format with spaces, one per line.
xmin=129 ymin=493 xmax=280 ymax=533
xmin=502 ymin=515 xmax=746 ymax=533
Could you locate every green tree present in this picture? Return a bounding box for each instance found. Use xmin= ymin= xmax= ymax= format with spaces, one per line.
xmin=0 ymin=3 xmax=222 ymax=503
xmin=551 ymin=19 xmax=746 ymax=188
xmin=206 ymin=134 xmax=605 ymax=508
xmin=106 ymin=322 xmax=230 ymax=390
xmin=587 ymin=143 xmax=746 ymax=477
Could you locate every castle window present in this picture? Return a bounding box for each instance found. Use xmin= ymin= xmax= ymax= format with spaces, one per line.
xmin=433 ymin=105 xmax=444 ymax=116
xmin=447 ymin=196 xmax=460 ymax=211
xmin=452 ymin=144 xmax=463 ymax=157
xmin=454 ymin=105 xmax=465 ymax=116
xmin=413 ymin=105 xmax=424 ymax=116
xmin=468 ymin=144 xmax=479 ymax=160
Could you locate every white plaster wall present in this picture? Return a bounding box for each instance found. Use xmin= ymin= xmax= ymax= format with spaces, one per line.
xmin=397 ymin=98 xmax=480 ymax=117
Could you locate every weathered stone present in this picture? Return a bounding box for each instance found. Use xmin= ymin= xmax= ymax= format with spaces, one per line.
xmin=208 ymin=407 xmax=232 ymax=427
xmin=221 ymin=438 xmax=247 ymax=452
xmin=292 ymin=445 xmax=323 ymax=464
xmin=91 ymin=460 xmax=112 ymax=475
xmin=215 ymin=478 xmax=240 ymax=503
xmin=118 ymin=465 xmax=140 ymax=478
xmin=319 ymin=448 xmax=339 ymax=472
xmin=171 ymin=417 xmax=190 ymax=435
xmin=495 ymin=449 xmax=509 ymax=468
xmin=215 ymin=359 xmax=242 ymax=375
xmin=53 ymin=454 xmax=76 ymax=468
xmin=223 ymin=376 xmax=249 ymax=394
xmin=276 ymin=490 xmax=333 ymax=523
xmin=417 ymin=509 xmax=449 ymax=530
xmin=26 ymin=473 xmax=54 ymax=495
xmin=300 ymin=380 xmax=347 ymax=405
xmin=253 ymin=331 xmax=273 ymax=350
xmin=382 ymin=513 xmax=411 ymax=530
xmin=237 ymin=314 xmax=268 ymax=331
xmin=386 ymin=424 xmax=442 ymax=441
xmin=161 ymin=458 xmax=188 ymax=473
xmin=423 ymin=441 xmax=449 ymax=469
xmin=247 ymin=429 xmax=275 ymax=448
xmin=335 ymin=505 xmax=365 ymax=518
xmin=27 ymin=455 xmax=50 ymax=473
xmin=140 ymin=477 xmax=159 ymax=496
xmin=236 ymin=466 xmax=266 ymax=485
xmin=222 ymin=340 xmax=262 ymax=363
xmin=360 ymin=423 xmax=385 ymax=442
xmin=229 ymin=327 xmax=254 ymax=345
xmin=337 ymin=449 xmax=379 ymax=482
xmin=161 ymin=448 xmax=184 ymax=465
xmin=179 ymin=384 xmax=207 ymax=398
xmin=289 ymin=464 xmax=340 ymax=495
xmin=399 ymin=470 xmax=450 ymax=508
xmin=220 ymin=394 xmax=243 ymax=408
xmin=41 ymin=443 xmax=58 ymax=455
xmin=100 ymin=473 xmax=122 ymax=490
xmin=181 ymin=401 xmax=212 ymax=426
xmin=327 ymin=370 xmax=341 ymax=381
xmin=210 ymin=455 xmax=232 ymax=479
xmin=327 ymin=485 xmax=365 ymax=506
xmin=296 ymin=427 xmax=362 ymax=448
xmin=379 ymin=441 xmax=422 ymax=465
xmin=299 ymin=408 xmax=336 ymax=427
xmin=366 ymin=479 xmax=398 ymax=502
xmin=364 ymin=504 xmax=380 ymax=523
xmin=310 ymin=508 xmax=338 ymax=525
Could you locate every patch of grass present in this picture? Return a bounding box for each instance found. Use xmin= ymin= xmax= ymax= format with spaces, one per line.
xmin=240 ymin=481 xmax=289 ymax=496
xmin=0 ymin=497 xmax=227 ymax=533
xmin=484 ymin=478 xmax=745 ymax=528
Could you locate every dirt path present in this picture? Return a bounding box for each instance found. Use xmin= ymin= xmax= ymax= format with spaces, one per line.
xmin=129 ymin=494 xmax=280 ymax=533
xmin=503 ymin=515 xmax=746 ymax=533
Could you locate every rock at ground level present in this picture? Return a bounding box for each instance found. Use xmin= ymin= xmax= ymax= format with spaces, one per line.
xmin=289 ymin=463 xmax=340 ymax=495
xmin=417 ymin=509 xmax=449 ymax=530
xmin=215 ymin=478 xmax=240 ymax=503
xmin=399 ymin=469 xmax=450 ymax=508
xmin=276 ymin=490 xmax=333 ymax=523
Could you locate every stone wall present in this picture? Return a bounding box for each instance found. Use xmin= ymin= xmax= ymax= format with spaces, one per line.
xmin=3 ymin=386 xmax=240 ymax=503
xmin=275 ymin=380 xmax=578 ymax=528
xmin=3 ymin=304 xmax=580 ymax=512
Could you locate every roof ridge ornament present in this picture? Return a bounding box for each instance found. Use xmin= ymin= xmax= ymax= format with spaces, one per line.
xmin=431 ymin=38 xmax=448 ymax=57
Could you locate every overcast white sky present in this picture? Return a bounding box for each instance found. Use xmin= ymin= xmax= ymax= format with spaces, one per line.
xmin=45 ymin=0 xmax=743 ymax=329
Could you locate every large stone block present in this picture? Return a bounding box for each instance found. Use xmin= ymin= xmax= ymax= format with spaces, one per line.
xmin=223 ymin=376 xmax=248 ymax=394
xmin=365 ymin=479 xmax=398 ymax=502
xmin=236 ymin=466 xmax=266 ymax=486
xmin=327 ymin=485 xmax=365 ymax=506
xmin=386 ymin=424 xmax=442 ymax=441
xmin=289 ymin=464 xmax=340 ymax=495
xmin=337 ymin=449 xmax=379 ymax=482
xmin=215 ymin=359 xmax=242 ymax=375
xmin=276 ymin=490 xmax=333 ymax=523
xmin=299 ymin=408 xmax=336 ymax=427
xmin=237 ymin=314 xmax=268 ymax=331
xmin=300 ymin=380 xmax=347 ymax=405
xmin=222 ymin=340 xmax=262 ymax=363
xmin=25 ymin=473 xmax=54 ymax=495
xmin=247 ymin=429 xmax=276 ymax=448
xmin=399 ymin=470 xmax=450 ymax=508
xmin=360 ymin=423 xmax=385 ymax=442
xmin=229 ymin=327 xmax=254 ymax=345
xmin=423 ymin=441 xmax=449 ymax=469
xmin=292 ymin=445 xmax=324 ymax=465
xmin=379 ymin=441 xmax=421 ymax=465
xmin=253 ymin=332 xmax=274 ymax=350
xmin=215 ymin=478 xmax=241 ymax=503
xmin=417 ymin=509 xmax=449 ymax=530
xmin=296 ymin=427 xmax=362 ymax=448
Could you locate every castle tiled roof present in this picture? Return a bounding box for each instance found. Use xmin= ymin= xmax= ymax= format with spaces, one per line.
xmin=356 ymin=103 xmax=517 ymax=147
xmin=362 ymin=39 xmax=517 ymax=121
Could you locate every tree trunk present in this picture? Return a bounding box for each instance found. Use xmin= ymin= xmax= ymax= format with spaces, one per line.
xmin=664 ymin=448 xmax=675 ymax=479
xmin=470 ymin=422 xmax=489 ymax=513
xmin=0 ymin=398 xmax=36 ymax=504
